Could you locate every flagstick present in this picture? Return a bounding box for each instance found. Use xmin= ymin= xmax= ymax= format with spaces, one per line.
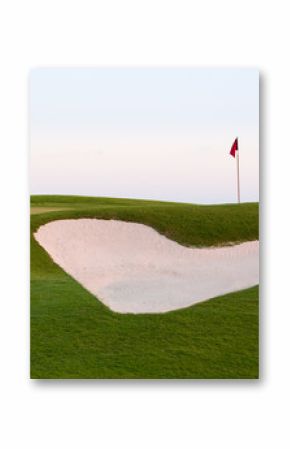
xmin=237 ymin=149 xmax=240 ymax=203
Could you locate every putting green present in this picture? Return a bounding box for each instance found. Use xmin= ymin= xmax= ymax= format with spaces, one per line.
xmin=31 ymin=195 xmax=259 ymax=379
xmin=31 ymin=206 xmax=72 ymax=215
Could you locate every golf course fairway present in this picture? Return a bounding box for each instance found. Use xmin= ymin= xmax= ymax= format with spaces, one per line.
xmin=31 ymin=195 xmax=259 ymax=379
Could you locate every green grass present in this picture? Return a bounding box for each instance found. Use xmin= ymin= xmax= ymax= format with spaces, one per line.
xmin=31 ymin=195 xmax=259 ymax=379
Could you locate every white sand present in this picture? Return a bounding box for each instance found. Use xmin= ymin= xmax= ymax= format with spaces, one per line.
xmin=34 ymin=219 xmax=259 ymax=314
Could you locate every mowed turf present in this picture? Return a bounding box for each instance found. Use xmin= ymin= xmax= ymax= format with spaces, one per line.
xmin=31 ymin=195 xmax=259 ymax=379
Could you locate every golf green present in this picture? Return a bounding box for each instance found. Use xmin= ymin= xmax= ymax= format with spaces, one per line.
xmin=31 ymin=195 xmax=259 ymax=379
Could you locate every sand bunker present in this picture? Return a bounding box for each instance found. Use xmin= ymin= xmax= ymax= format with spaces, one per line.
xmin=34 ymin=219 xmax=259 ymax=314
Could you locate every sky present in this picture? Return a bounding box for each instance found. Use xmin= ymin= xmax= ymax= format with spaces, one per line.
xmin=30 ymin=68 xmax=259 ymax=204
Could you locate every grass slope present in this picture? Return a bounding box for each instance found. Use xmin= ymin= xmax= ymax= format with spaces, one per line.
xmin=31 ymin=195 xmax=259 ymax=379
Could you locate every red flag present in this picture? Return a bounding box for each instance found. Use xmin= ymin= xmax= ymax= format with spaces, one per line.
xmin=230 ymin=138 xmax=238 ymax=158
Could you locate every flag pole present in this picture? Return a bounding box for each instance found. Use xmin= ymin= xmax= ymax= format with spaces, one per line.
xmin=237 ymin=147 xmax=240 ymax=203
xmin=229 ymin=137 xmax=240 ymax=203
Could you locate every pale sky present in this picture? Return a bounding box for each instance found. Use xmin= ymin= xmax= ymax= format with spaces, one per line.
xmin=29 ymin=68 xmax=259 ymax=204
